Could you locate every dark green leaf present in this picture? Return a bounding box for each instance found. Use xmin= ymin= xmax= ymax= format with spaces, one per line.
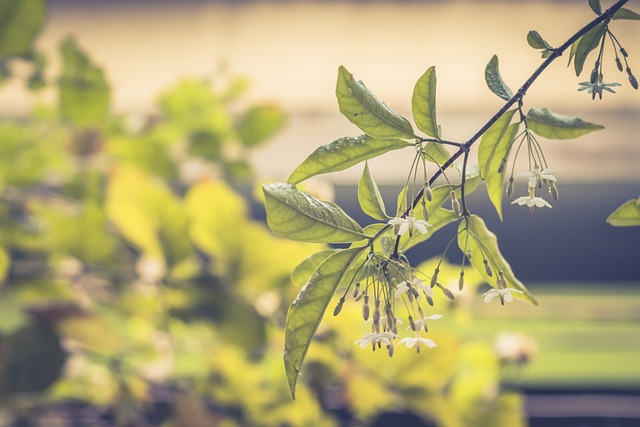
xmin=527 ymin=30 xmax=553 ymax=50
xmin=588 ymin=0 xmax=602 ymax=15
xmin=574 ymin=23 xmax=606 ymax=76
xmin=0 ymin=0 xmax=46 ymax=59
xmin=526 ymin=107 xmax=604 ymax=139
xmin=285 ymin=247 xmax=367 ymax=398
xmin=263 ymin=183 xmax=368 ymax=243
xmin=458 ymin=215 xmax=536 ymax=305
xmin=291 ymin=250 xmax=340 ymax=286
xmin=288 ymin=135 xmax=411 ymax=184
xmin=58 ymin=37 xmax=110 ymax=127
xmin=336 ymin=66 xmax=415 ymax=139
xmin=606 ymin=198 xmax=640 ymax=227
xmin=612 ymin=8 xmax=640 ymax=20
xmin=358 ymin=161 xmax=389 ymax=220
xmin=478 ymin=110 xmax=519 ymax=220
xmin=485 ymin=55 xmax=513 ymax=101
xmin=412 ymin=66 xmax=440 ymax=139
xmin=237 ymin=104 xmax=286 ymax=147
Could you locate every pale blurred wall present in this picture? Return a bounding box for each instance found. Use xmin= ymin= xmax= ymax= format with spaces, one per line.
xmin=2 ymin=0 xmax=640 ymax=183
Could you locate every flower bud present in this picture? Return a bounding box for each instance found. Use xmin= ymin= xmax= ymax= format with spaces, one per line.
xmin=452 ymin=199 xmax=461 ymax=216
xmin=437 ymin=282 xmax=455 ymax=300
xmin=498 ymin=157 xmax=506 ymax=174
xmin=459 ymin=271 xmax=465 ymax=291
xmin=630 ymin=74 xmax=639 ymax=90
xmin=616 ymin=57 xmax=623 ymax=72
xmin=410 ymin=287 xmax=420 ymax=299
xmin=590 ymin=67 xmax=599 ymax=84
xmin=353 ymin=282 xmax=360 ymax=298
xmin=430 ymin=267 xmax=439 ymax=288
xmin=386 ymin=342 xmax=394 ymax=357
xmin=333 ymin=298 xmax=345 ymax=316
xmin=506 ymin=177 xmax=515 ymax=198
xmin=465 ymin=250 xmax=473 ymax=259
xmin=373 ymin=307 xmax=380 ymax=327
xmin=621 ymin=47 xmax=628 ymax=58
xmin=483 ymin=259 xmax=493 ymax=277
xmin=549 ymin=182 xmax=558 ymax=201
xmin=421 ymin=199 xmax=429 ymax=222
xmin=355 ymin=291 xmax=364 ymax=302
xmin=362 ymin=295 xmax=370 ymax=320
xmin=409 ymin=315 xmax=416 ymax=331
xmin=424 ymin=182 xmax=433 ymax=202
xmin=497 ymin=270 xmax=507 ymax=289
xmin=426 ymin=295 xmax=434 ymax=306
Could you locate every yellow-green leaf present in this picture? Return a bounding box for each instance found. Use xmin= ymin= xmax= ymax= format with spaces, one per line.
xmin=358 ymin=161 xmax=389 ymax=220
xmin=291 ymin=249 xmax=339 ymax=287
xmin=574 ymin=23 xmax=606 ymax=76
xmin=337 ymin=66 xmax=414 ymax=139
xmin=422 ymin=141 xmax=450 ymax=166
xmin=606 ymin=198 xmax=640 ymax=227
xmin=0 ymin=0 xmax=45 ymax=58
xmin=526 ymin=107 xmax=604 ymax=139
xmin=412 ymin=66 xmax=440 ymax=138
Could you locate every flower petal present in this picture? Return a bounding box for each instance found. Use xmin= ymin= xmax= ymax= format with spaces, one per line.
xmin=483 ymin=289 xmax=499 ymax=303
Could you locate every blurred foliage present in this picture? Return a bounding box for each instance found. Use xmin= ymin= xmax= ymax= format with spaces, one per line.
xmin=0 ymin=2 xmax=528 ymax=426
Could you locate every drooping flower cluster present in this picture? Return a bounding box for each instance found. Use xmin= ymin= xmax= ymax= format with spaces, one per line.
xmin=511 ymin=167 xmax=557 ymax=212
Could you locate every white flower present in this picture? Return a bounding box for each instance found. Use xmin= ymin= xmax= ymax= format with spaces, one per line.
xmin=394 ymin=277 xmax=434 ymax=299
xmin=388 ymin=211 xmax=431 ymax=236
xmin=511 ymin=194 xmax=552 ymax=211
xmin=483 ymin=287 xmax=524 ymax=305
xmin=398 ymin=334 xmax=437 ymax=352
xmin=516 ymin=168 xmax=557 ymax=189
xmin=354 ymin=331 xmax=398 ymax=348
xmin=409 ymin=314 xmax=443 ymax=332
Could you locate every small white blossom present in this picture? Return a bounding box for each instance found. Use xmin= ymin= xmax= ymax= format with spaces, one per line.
xmin=511 ymin=194 xmax=552 ymax=211
xmin=578 ymin=80 xmax=621 ymax=100
xmin=354 ymin=331 xmax=398 ymax=348
xmin=516 ymin=168 xmax=557 ymax=189
xmin=388 ymin=211 xmax=431 ymax=236
xmin=398 ymin=334 xmax=437 ymax=351
xmin=483 ymin=287 xmax=524 ymax=305
xmin=409 ymin=314 xmax=443 ymax=332
xmin=394 ymin=277 xmax=434 ymax=299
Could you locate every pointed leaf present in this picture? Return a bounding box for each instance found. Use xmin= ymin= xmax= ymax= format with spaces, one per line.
xmin=291 ymin=249 xmax=339 ymax=286
xmin=263 ymin=183 xmax=368 ymax=243
xmin=568 ymin=39 xmax=579 ymax=67
xmin=485 ymin=55 xmax=513 ymax=101
xmin=288 ymin=135 xmax=410 ymax=184
xmin=613 ymin=8 xmax=640 ymax=20
xmin=574 ymin=23 xmax=606 ymax=76
xmin=588 ymin=0 xmax=602 ymax=15
xmin=285 ymin=247 xmax=367 ymax=398
xmin=458 ymin=215 xmax=536 ymax=305
xmin=526 ymin=107 xmax=604 ymax=139
xmin=337 ymin=66 xmax=415 ymax=139
xmin=412 ymin=66 xmax=441 ymax=138
xmin=527 ymin=30 xmax=552 ymax=50
xmin=358 ymin=161 xmax=389 ymax=220
xmin=478 ymin=109 xmax=519 ymax=220
xmin=422 ymin=141 xmax=450 ymax=166
xmin=606 ymin=198 xmax=640 ymax=227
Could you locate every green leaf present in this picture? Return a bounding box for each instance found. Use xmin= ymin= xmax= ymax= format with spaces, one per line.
xmin=412 ymin=66 xmax=440 ymax=139
xmin=263 ymin=183 xmax=368 ymax=243
xmin=285 ymin=247 xmax=367 ymax=398
xmin=612 ymin=8 xmax=640 ymax=20
xmin=58 ymin=37 xmax=110 ymax=127
xmin=478 ymin=110 xmax=519 ymax=220
xmin=336 ymin=66 xmax=415 ymax=139
xmin=458 ymin=215 xmax=536 ymax=305
xmin=527 ymin=30 xmax=552 ymax=50
xmin=567 ymin=39 xmax=579 ymax=67
xmin=526 ymin=107 xmax=604 ymax=139
xmin=485 ymin=55 xmax=513 ymax=101
xmin=606 ymin=198 xmax=640 ymax=227
xmin=291 ymin=250 xmax=339 ymax=286
xmin=0 ymin=0 xmax=46 ymax=59
xmin=574 ymin=23 xmax=606 ymax=76
xmin=288 ymin=135 xmax=411 ymax=184
xmin=358 ymin=161 xmax=389 ymax=220
xmin=588 ymin=0 xmax=602 ymax=15
xmin=237 ymin=104 xmax=286 ymax=147
xmin=422 ymin=140 xmax=451 ymax=166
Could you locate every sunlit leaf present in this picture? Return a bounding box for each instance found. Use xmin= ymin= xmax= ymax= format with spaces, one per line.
xmin=478 ymin=109 xmax=519 ymax=220
xmin=0 ymin=0 xmax=46 ymax=58
xmin=58 ymin=37 xmax=110 ymax=127
xmin=567 ymin=38 xmax=579 ymax=67
xmin=485 ymin=55 xmax=513 ymax=101
xmin=263 ymin=183 xmax=368 ymax=243
xmin=412 ymin=66 xmax=441 ymax=139
xmin=291 ymin=250 xmax=339 ymax=287
xmin=526 ymin=107 xmax=604 ymax=139
xmin=527 ymin=30 xmax=553 ymax=50
xmin=237 ymin=104 xmax=286 ymax=147
xmin=288 ymin=134 xmax=410 ymax=184
xmin=284 ymin=247 xmax=366 ymax=398
xmin=573 ymin=23 xmax=606 ymax=76
xmin=588 ymin=0 xmax=602 ymax=15
xmin=612 ymin=7 xmax=640 ymax=20
xmin=358 ymin=161 xmax=389 ymax=220
xmin=458 ymin=215 xmax=536 ymax=305
xmin=606 ymin=198 xmax=640 ymax=227
xmin=336 ymin=66 xmax=415 ymax=139
xmin=422 ymin=141 xmax=450 ymax=166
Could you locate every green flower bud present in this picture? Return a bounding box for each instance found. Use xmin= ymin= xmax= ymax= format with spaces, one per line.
xmin=498 ymin=157 xmax=506 ymax=174
xmin=459 ymin=271 xmax=465 ymax=291
xmin=430 ymin=267 xmax=440 ymax=288
xmin=630 ymin=74 xmax=638 ymax=90
xmin=616 ymin=57 xmax=623 ymax=72
xmin=362 ymin=295 xmax=370 ymax=321
xmin=436 ymin=282 xmax=455 ymax=300
xmin=452 ymin=198 xmax=461 ymax=216
xmin=621 ymin=47 xmax=628 ymax=58
xmin=353 ymin=282 xmax=360 ymax=298
xmin=483 ymin=259 xmax=493 ymax=277
xmin=333 ymin=298 xmax=345 ymax=316
xmin=424 ymin=183 xmax=433 ymax=202
xmin=426 ymin=295 xmax=434 ymax=306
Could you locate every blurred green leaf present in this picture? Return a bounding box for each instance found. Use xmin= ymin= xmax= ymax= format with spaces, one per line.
xmin=237 ymin=104 xmax=285 ymax=147
xmin=588 ymin=0 xmax=602 ymax=15
xmin=107 ymin=134 xmax=177 ymax=180
xmin=263 ymin=183 xmax=367 ymax=243
xmin=58 ymin=37 xmax=110 ymax=127
xmin=612 ymin=7 xmax=640 ymax=20
xmin=422 ymin=140 xmax=451 ymax=166
xmin=458 ymin=215 xmax=536 ymax=305
xmin=573 ymin=23 xmax=606 ymax=76
xmin=527 ymin=30 xmax=553 ymax=50
xmin=526 ymin=107 xmax=604 ymax=139
xmin=0 ymin=0 xmax=46 ymax=59
xmin=288 ymin=134 xmax=410 ymax=184
xmin=291 ymin=249 xmax=339 ymax=287
xmin=606 ymin=198 xmax=640 ymax=227
xmin=358 ymin=161 xmax=389 ymax=220
xmin=485 ymin=55 xmax=513 ymax=101
xmin=478 ymin=109 xmax=519 ymax=220
xmin=284 ymin=247 xmax=366 ymax=398
xmin=337 ymin=66 xmax=415 ymax=139
xmin=412 ymin=66 xmax=441 ymax=139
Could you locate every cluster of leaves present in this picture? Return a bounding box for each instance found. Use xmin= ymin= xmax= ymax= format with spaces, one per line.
xmin=263 ymin=0 xmax=640 ymax=400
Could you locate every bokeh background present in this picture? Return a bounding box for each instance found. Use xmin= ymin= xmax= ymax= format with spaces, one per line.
xmin=0 ymin=0 xmax=639 ymax=426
